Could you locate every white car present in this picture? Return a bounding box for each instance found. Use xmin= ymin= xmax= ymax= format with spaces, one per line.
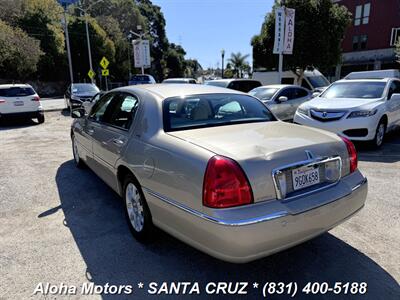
xmin=0 ymin=84 xmax=44 ymax=123
xmin=294 ymin=78 xmax=400 ymax=147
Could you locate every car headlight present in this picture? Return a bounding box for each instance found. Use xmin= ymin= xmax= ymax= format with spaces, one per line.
xmin=347 ymin=109 xmax=377 ymax=118
xmin=297 ymin=107 xmax=309 ymax=116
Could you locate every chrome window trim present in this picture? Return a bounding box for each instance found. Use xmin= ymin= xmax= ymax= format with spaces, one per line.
xmin=272 ymin=156 xmax=343 ymax=200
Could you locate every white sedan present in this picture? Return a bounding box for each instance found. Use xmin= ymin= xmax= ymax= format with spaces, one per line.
xmin=294 ymin=78 xmax=400 ymax=148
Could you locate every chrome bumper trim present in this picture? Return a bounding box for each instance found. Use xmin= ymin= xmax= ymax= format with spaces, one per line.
xmin=143 ymin=188 xmax=288 ymax=226
xmin=351 ymin=177 xmax=368 ymax=191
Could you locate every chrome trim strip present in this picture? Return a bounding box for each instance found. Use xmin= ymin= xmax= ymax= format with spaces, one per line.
xmin=351 ymin=177 xmax=368 ymax=191
xmin=142 ymin=188 xmax=288 ymax=226
xmin=272 ymin=156 xmax=342 ymax=200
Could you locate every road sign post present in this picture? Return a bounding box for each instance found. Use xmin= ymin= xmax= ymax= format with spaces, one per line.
xmin=100 ymin=56 xmax=110 ymax=90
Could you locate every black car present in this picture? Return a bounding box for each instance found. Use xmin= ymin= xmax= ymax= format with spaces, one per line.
xmin=64 ymin=83 xmax=100 ymax=111
xmin=205 ymin=79 xmax=262 ymax=93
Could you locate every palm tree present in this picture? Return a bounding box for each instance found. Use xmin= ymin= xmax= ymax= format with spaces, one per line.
xmin=228 ymin=52 xmax=250 ymax=78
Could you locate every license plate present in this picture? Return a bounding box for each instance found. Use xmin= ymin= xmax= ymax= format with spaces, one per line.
xmin=14 ymin=101 xmax=24 ymax=106
xmin=292 ymin=166 xmax=320 ymax=191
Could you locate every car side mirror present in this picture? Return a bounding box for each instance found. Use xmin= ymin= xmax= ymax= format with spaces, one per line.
xmin=312 ymin=92 xmax=321 ymax=98
xmin=71 ymin=108 xmax=86 ymax=118
xmin=278 ymin=96 xmax=288 ymax=102
xmin=389 ymin=93 xmax=400 ymax=101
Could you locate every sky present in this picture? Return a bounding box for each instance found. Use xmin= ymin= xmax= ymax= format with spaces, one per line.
xmin=152 ymin=0 xmax=274 ymax=69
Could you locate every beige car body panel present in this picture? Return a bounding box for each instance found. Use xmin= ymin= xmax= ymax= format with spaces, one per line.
xmin=71 ymin=84 xmax=368 ymax=263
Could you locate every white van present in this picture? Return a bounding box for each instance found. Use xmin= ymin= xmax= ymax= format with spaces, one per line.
xmin=252 ymin=69 xmax=330 ymax=92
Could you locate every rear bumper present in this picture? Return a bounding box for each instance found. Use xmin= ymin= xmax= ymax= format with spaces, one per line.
xmin=293 ymin=111 xmax=378 ymax=141
xmin=145 ymin=171 xmax=368 ymax=263
xmin=0 ymin=110 xmax=43 ymax=119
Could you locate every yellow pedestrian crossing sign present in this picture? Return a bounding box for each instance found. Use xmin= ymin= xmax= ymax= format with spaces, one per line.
xmin=100 ymin=57 xmax=109 ymax=69
xmin=88 ymin=69 xmax=95 ymax=79
xmin=102 ymin=69 xmax=109 ymax=76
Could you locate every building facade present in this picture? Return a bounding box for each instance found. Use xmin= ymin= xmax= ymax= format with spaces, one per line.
xmin=334 ymin=0 xmax=400 ymax=78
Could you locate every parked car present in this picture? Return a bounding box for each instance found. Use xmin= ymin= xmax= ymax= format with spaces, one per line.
xmin=294 ymin=78 xmax=400 ymax=148
xmin=70 ymin=84 xmax=367 ymax=263
xmin=205 ymin=79 xmax=262 ymax=93
xmin=128 ymin=74 xmax=156 ymax=85
xmin=162 ymin=78 xmax=197 ymax=84
xmin=253 ymin=69 xmax=330 ymax=92
xmin=249 ymin=84 xmax=312 ymax=121
xmin=0 ymin=84 xmax=44 ymax=123
xmin=64 ymin=83 xmax=100 ymax=111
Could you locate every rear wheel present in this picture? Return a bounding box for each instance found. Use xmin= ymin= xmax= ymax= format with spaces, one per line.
xmin=371 ymin=120 xmax=386 ymax=148
xmin=123 ymin=175 xmax=153 ymax=241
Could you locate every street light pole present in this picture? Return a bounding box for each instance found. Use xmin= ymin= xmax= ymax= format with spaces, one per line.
xmin=127 ymin=34 xmax=132 ymax=80
xmin=130 ymin=25 xmax=146 ymax=75
xmin=221 ymin=49 xmax=225 ymax=79
xmin=63 ymin=8 xmax=74 ymax=84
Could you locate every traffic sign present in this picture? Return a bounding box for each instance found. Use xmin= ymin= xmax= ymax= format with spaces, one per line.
xmin=88 ymin=69 xmax=95 ymax=79
xmin=100 ymin=57 xmax=109 ymax=69
xmin=102 ymin=69 xmax=109 ymax=76
xmin=133 ymin=40 xmax=151 ymax=69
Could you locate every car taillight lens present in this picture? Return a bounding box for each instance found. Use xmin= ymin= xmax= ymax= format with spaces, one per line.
xmin=0 ymin=99 xmax=5 ymax=104
xmin=340 ymin=136 xmax=357 ymax=173
xmin=203 ymin=155 xmax=253 ymax=208
xmin=31 ymin=96 xmax=40 ymax=101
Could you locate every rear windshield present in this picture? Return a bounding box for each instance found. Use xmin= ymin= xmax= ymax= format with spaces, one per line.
xmin=249 ymin=87 xmax=279 ymax=100
xmin=204 ymin=81 xmax=228 ymax=88
xmin=130 ymin=75 xmax=151 ymax=82
xmin=163 ymin=93 xmax=275 ymax=132
xmin=0 ymin=87 xmax=35 ymax=97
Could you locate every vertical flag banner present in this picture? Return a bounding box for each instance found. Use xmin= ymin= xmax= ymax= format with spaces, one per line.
xmin=273 ymin=7 xmax=285 ymax=54
xmin=283 ymin=8 xmax=295 ymax=54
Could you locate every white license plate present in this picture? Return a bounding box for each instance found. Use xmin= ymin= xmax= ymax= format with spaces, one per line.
xmin=292 ymin=166 xmax=320 ymax=191
xmin=14 ymin=101 xmax=24 ymax=106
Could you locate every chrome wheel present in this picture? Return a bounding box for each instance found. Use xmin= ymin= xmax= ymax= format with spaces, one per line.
xmin=376 ymin=123 xmax=385 ymax=147
xmin=125 ymin=183 xmax=144 ymax=232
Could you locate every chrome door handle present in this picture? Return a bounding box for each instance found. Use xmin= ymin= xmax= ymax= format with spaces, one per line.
xmin=112 ymin=138 xmax=125 ymax=146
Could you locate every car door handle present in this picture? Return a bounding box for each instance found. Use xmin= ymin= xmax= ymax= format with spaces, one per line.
xmin=112 ymin=138 xmax=126 ymax=146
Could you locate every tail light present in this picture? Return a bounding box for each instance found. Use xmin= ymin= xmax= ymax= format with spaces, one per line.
xmin=340 ymin=136 xmax=357 ymax=173
xmin=0 ymin=99 xmax=5 ymax=104
xmin=203 ymin=155 xmax=253 ymax=208
xmin=31 ymin=96 xmax=40 ymax=101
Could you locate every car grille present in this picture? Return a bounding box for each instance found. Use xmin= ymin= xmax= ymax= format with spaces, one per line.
xmin=310 ymin=109 xmax=346 ymax=122
xmin=80 ymin=97 xmax=92 ymax=102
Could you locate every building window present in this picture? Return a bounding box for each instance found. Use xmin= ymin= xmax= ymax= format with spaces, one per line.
xmin=352 ymin=35 xmax=368 ymax=50
xmin=390 ymin=28 xmax=400 ymax=46
xmin=354 ymin=3 xmax=370 ymax=26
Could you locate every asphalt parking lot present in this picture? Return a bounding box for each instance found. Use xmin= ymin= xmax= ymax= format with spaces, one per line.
xmin=0 ymin=111 xmax=399 ymax=299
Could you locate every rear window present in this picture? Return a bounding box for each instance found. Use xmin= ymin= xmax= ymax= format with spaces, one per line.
xmin=204 ymin=81 xmax=229 ymax=88
xmin=0 ymin=87 xmax=35 ymax=97
xmin=228 ymin=81 xmax=262 ymax=93
xmin=163 ymin=93 xmax=275 ymax=132
xmin=130 ymin=75 xmax=151 ymax=82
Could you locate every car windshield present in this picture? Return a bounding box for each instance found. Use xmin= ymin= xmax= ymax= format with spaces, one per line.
xmin=321 ymin=82 xmax=386 ymax=99
xmin=72 ymin=84 xmax=99 ymax=94
xmin=249 ymin=87 xmax=279 ymax=100
xmin=0 ymin=87 xmax=35 ymax=97
xmin=308 ymin=76 xmax=330 ymax=88
xmin=163 ymin=93 xmax=275 ymax=131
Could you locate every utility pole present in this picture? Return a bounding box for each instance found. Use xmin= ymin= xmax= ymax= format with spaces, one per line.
xmin=63 ymin=8 xmax=74 ymax=84
xmin=130 ymin=25 xmax=147 ymax=75
xmin=127 ymin=33 xmax=132 ymax=80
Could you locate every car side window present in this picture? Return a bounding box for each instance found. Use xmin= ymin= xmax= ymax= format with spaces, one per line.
xmin=108 ymin=93 xmax=139 ymax=130
xmin=89 ymin=93 xmax=116 ymax=122
xmin=388 ymin=81 xmax=400 ymax=99
xmin=295 ymin=88 xmax=309 ymax=98
xmin=277 ymin=88 xmax=295 ymax=100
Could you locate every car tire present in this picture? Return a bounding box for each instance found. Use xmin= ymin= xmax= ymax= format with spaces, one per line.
xmin=371 ymin=119 xmax=386 ymax=149
xmin=37 ymin=114 xmax=45 ymax=124
xmin=72 ymin=134 xmax=85 ymax=168
xmin=123 ymin=175 xmax=153 ymax=241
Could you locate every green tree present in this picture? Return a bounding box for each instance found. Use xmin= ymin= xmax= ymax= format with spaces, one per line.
xmin=0 ymin=19 xmax=43 ymax=79
xmin=252 ymin=0 xmax=351 ymax=79
xmin=184 ymin=59 xmax=202 ymax=78
xmin=68 ymin=17 xmax=115 ymax=82
xmin=0 ymin=0 xmax=23 ymax=25
xmin=164 ymin=43 xmax=186 ymax=78
xmin=228 ymin=52 xmax=250 ymax=78
xmin=19 ymin=0 xmax=66 ymax=80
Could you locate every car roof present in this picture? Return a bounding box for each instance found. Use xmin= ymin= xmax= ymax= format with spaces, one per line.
xmin=0 ymin=84 xmax=32 ymax=88
xmin=208 ymin=79 xmax=260 ymax=83
xmin=164 ymin=78 xmax=195 ymax=81
xmin=257 ymin=84 xmax=295 ymax=89
xmin=117 ymin=83 xmax=244 ymax=99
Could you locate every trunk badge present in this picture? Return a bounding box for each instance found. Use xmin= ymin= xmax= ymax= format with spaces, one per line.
xmin=305 ymin=150 xmax=314 ymax=160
